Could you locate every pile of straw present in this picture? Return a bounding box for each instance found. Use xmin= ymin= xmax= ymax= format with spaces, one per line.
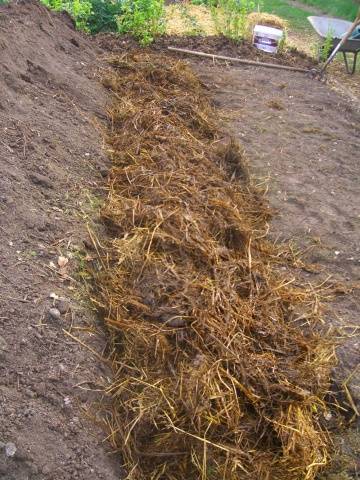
xmin=96 ymin=52 xmax=334 ymax=479
xmin=247 ymin=12 xmax=288 ymax=32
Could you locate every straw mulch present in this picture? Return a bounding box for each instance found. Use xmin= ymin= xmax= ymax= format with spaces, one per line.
xmin=95 ymin=51 xmax=335 ymax=480
xmin=166 ymin=4 xmax=217 ymax=36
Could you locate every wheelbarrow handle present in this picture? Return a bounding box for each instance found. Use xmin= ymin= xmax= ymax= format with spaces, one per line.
xmin=320 ymin=7 xmax=360 ymax=74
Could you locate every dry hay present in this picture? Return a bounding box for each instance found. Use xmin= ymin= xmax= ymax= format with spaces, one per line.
xmin=247 ymin=12 xmax=288 ymax=33
xmin=165 ymin=6 xmax=288 ymax=39
xmin=166 ymin=4 xmax=217 ymax=36
xmin=95 ymin=51 xmax=335 ymax=480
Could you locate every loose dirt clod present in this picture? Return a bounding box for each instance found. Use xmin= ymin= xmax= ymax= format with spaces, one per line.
xmin=93 ymin=52 xmax=336 ymax=480
xmin=268 ymin=98 xmax=285 ymax=110
xmin=49 ymin=307 xmax=61 ymax=320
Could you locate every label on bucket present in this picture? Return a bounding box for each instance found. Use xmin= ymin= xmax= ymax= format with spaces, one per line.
xmin=253 ymin=25 xmax=283 ymax=54
xmin=254 ymin=35 xmax=278 ymax=54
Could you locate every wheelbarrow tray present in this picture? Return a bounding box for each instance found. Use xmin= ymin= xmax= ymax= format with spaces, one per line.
xmin=308 ymin=16 xmax=360 ymax=74
xmin=308 ymin=16 xmax=353 ymax=39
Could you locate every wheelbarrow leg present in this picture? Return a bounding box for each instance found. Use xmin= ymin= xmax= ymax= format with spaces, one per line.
xmin=342 ymin=51 xmax=359 ymax=74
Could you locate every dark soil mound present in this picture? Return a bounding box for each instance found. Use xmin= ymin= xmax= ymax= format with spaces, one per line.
xmin=156 ymin=35 xmax=317 ymax=69
xmin=0 ymin=1 xmax=120 ymax=479
xmin=95 ymin=33 xmax=317 ymax=70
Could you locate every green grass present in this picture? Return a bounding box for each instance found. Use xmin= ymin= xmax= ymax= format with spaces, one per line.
xmin=260 ymin=0 xmax=313 ymax=30
xmin=299 ymin=0 xmax=358 ymax=21
xmin=259 ymin=0 xmax=359 ymax=31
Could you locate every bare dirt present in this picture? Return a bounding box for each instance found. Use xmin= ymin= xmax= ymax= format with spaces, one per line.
xmin=0 ymin=1 xmax=359 ymax=479
xmin=0 ymin=1 xmax=121 ymax=479
xmin=185 ymin=57 xmax=360 ymax=476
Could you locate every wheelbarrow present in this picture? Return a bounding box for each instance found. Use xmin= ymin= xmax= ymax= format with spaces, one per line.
xmin=308 ymin=16 xmax=360 ymax=74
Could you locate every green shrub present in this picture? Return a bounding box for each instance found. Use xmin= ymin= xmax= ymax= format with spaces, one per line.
xmin=70 ymin=0 xmax=93 ymax=30
xmin=41 ymin=0 xmax=124 ymax=33
xmin=117 ymin=0 xmax=165 ymax=45
xmin=41 ymin=0 xmax=63 ymax=9
xmin=87 ymin=0 xmax=124 ymax=33
xmin=211 ymin=0 xmax=255 ymax=41
xmin=41 ymin=0 xmax=166 ymax=44
xmin=41 ymin=0 xmax=93 ymax=31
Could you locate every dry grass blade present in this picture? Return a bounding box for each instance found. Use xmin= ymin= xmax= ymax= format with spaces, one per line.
xmin=94 ymin=51 xmax=335 ymax=480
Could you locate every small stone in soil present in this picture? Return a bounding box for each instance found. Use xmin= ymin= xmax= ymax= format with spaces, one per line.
xmin=56 ymin=297 xmax=70 ymax=314
xmin=5 ymin=442 xmax=17 ymax=457
xmin=48 ymin=307 xmax=61 ymax=320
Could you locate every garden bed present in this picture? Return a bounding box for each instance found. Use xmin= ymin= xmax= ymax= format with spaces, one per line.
xmin=0 ymin=2 xmax=359 ymax=480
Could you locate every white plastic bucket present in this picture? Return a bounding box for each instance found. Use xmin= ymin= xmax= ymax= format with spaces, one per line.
xmin=253 ymin=25 xmax=283 ymax=54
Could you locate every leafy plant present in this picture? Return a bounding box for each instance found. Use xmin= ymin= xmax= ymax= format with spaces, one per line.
xmin=117 ymin=0 xmax=165 ymax=46
xmin=87 ymin=0 xmax=124 ymax=33
xmin=41 ymin=0 xmax=93 ymax=31
xmin=320 ymin=27 xmax=334 ymax=62
xmin=70 ymin=0 xmax=93 ymax=30
xmin=211 ymin=0 xmax=255 ymax=41
xmin=41 ymin=0 xmax=124 ymax=33
xmin=42 ymin=0 xmax=63 ymax=9
xmin=277 ymin=26 xmax=287 ymax=52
